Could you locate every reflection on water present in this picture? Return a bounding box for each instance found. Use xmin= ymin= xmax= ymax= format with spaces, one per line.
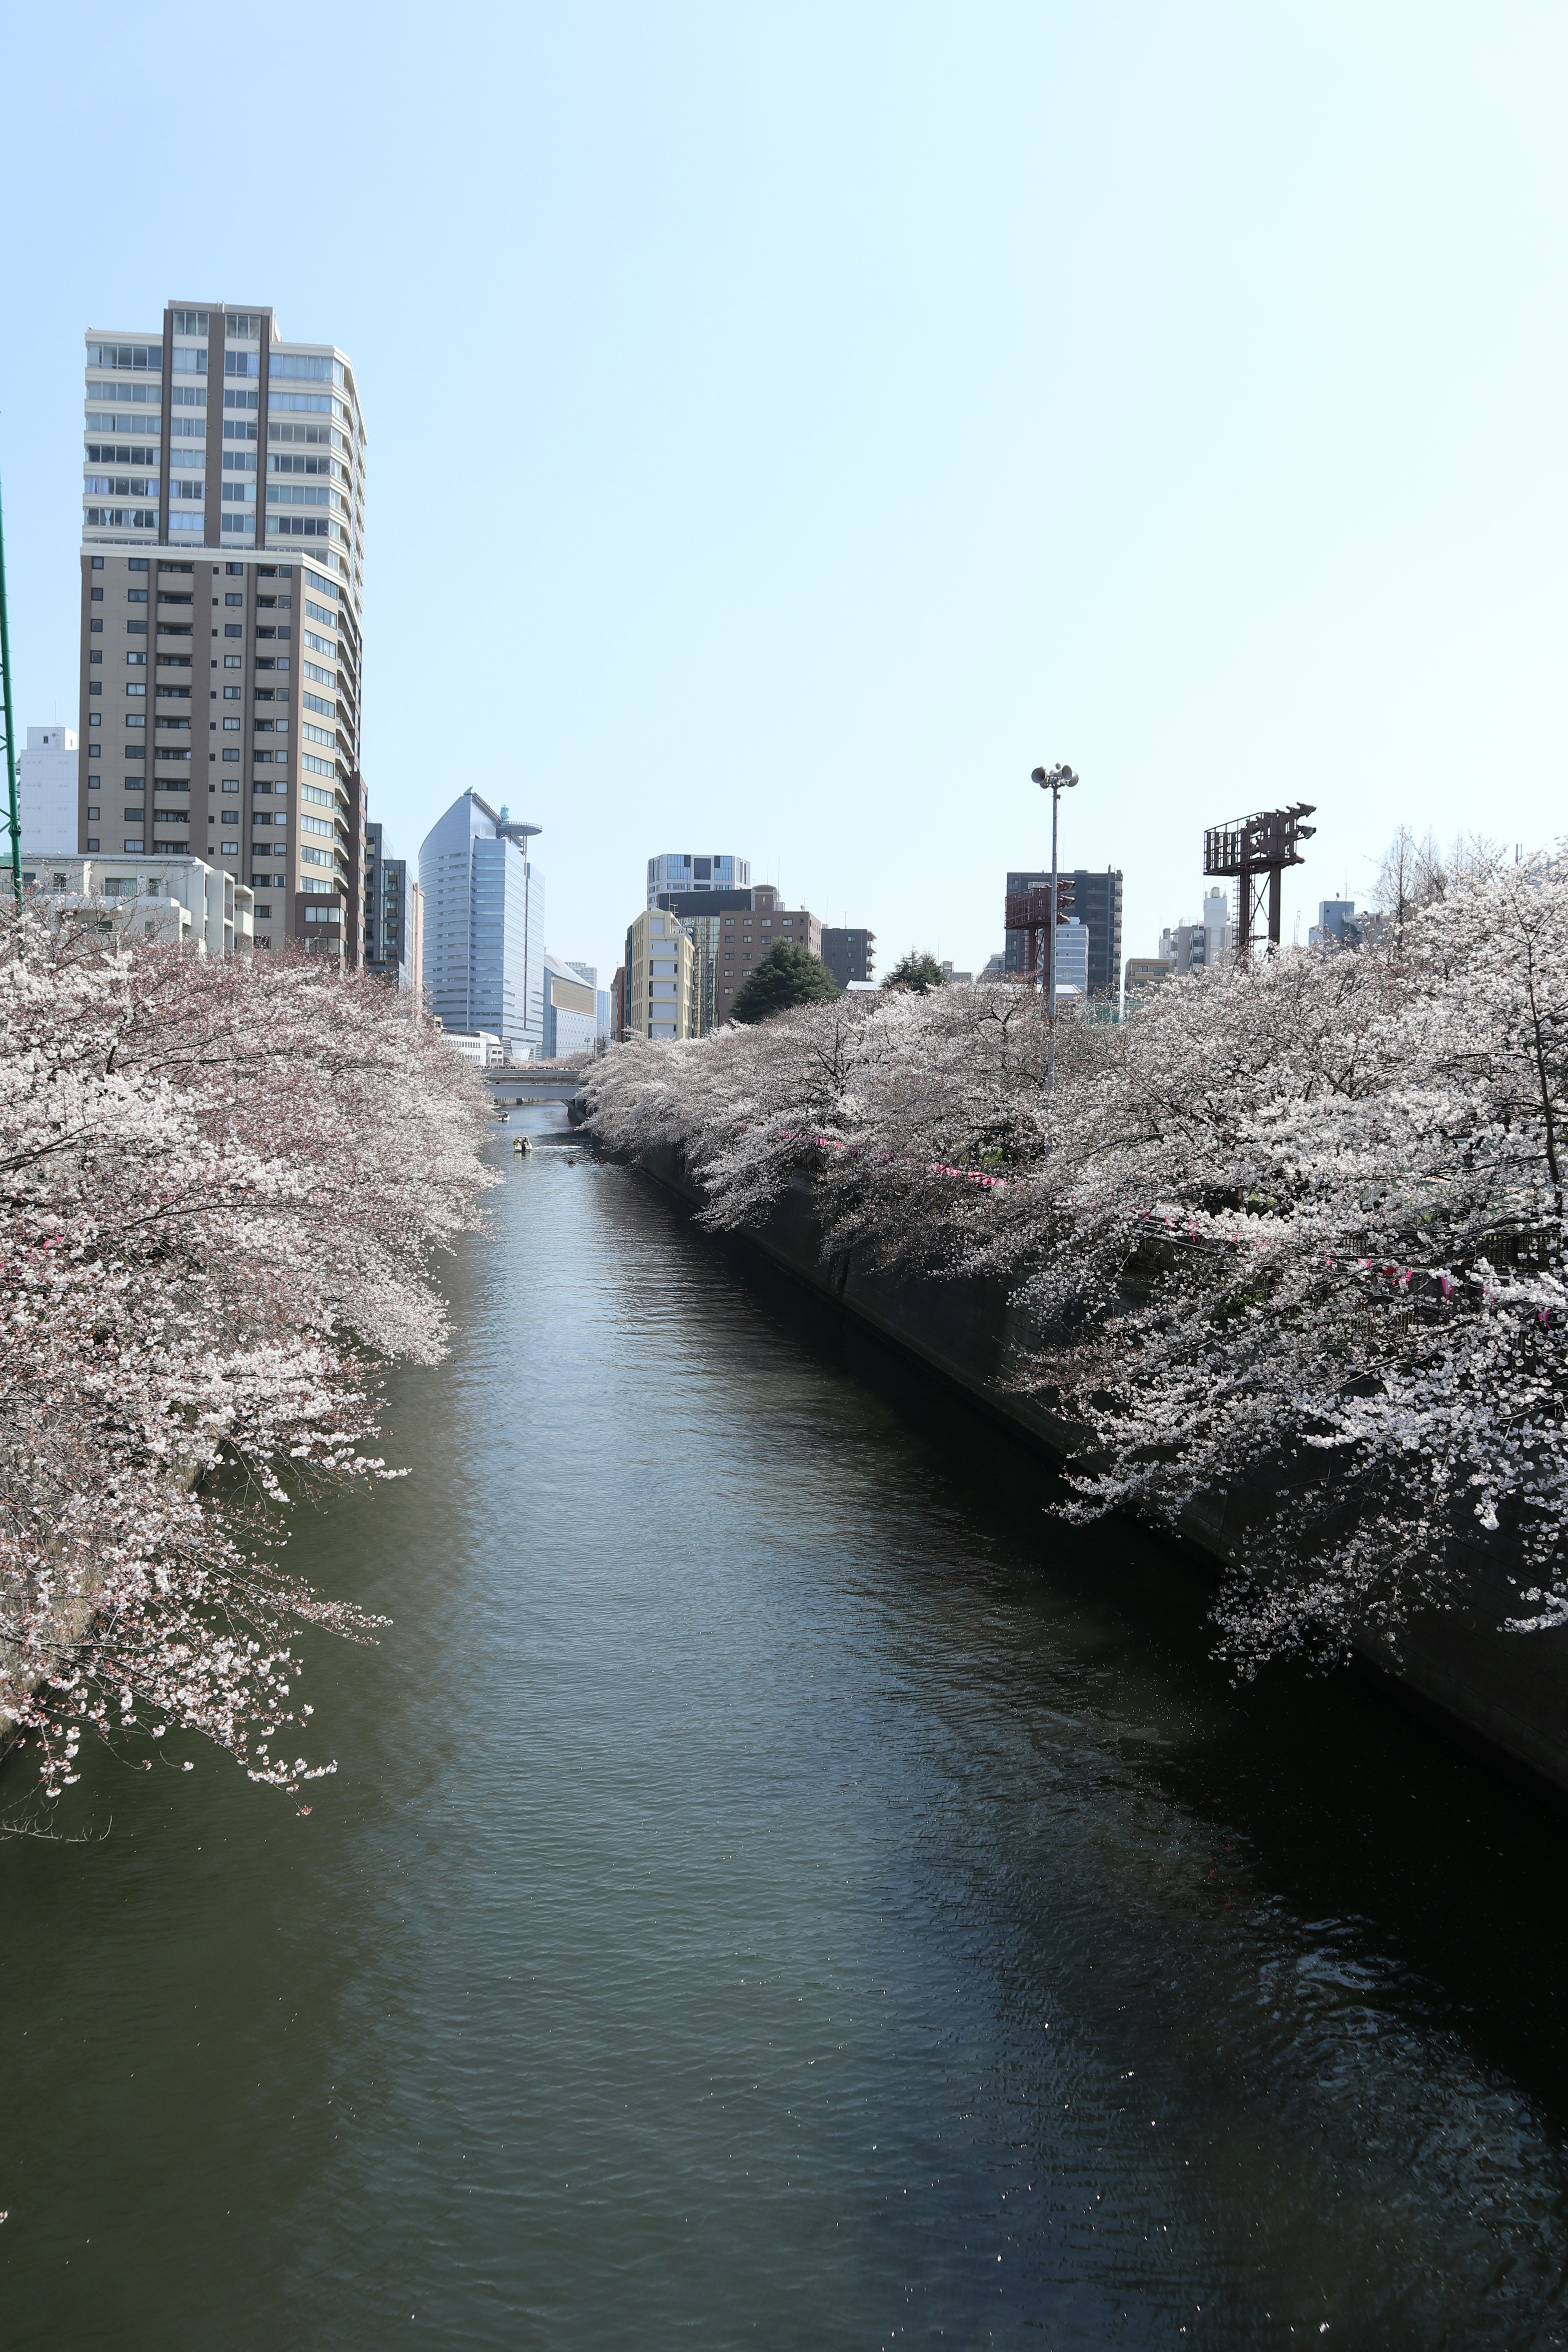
xmin=4 ymin=1107 xmax=1568 ymax=2350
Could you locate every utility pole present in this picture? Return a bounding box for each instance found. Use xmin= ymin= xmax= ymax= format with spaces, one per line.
xmin=0 ymin=464 xmax=20 ymax=907
xmin=1031 ymin=762 xmax=1078 ymax=1092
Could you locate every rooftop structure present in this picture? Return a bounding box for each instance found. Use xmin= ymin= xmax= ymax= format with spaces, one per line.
xmin=646 ymin=852 xmax=750 ymax=909
xmin=1203 ymin=804 xmax=1316 ymax=953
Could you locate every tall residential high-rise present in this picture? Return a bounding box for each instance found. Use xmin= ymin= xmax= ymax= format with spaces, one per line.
xmin=419 ymin=792 xmax=543 ymax=1058
xmin=78 ymin=303 xmax=368 ymax=962
xmin=1004 ymin=867 xmax=1123 ymax=998
xmin=19 ymin=726 xmax=79 ymax=855
xmin=646 ymin=852 xmax=749 ymax=909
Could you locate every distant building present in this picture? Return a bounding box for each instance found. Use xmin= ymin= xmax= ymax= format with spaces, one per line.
xmin=822 ymin=927 xmax=876 ymax=988
xmin=405 ymin=881 xmax=425 ymax=1013
xmin=939 ymin=960 xmax=975 ymax=984
xmin=646 ymin=852 xmax=750 ymax=909
xmin=624 ymin=908 xmax=699 ymax=1040
xmin=1124 ymin=956 xmax=1172 ymax=1006
xmin=443 ymin=1030 xmax=504 ymax=1067
xmin=563 ymin=958 xmax=612 ymax=1045
xmin=1053 ymin=918 xmax=1088 ymax=994
xmin=610 ymin=964 xmax=627 ymax=1041
xmin=656 ymin=888 xmax=753 ymax=1031
xmin=542 ymin=951 xmax=599 ymax=1058
xmin=1310 ymin=898 xmax=1360 ymax=949
xmin=419 ymin=792 xmax=544 ymax=1058
xmin=979 ymin=952 xmax=1007 ymax=982
xmin=364 ymin=820 xmax=419 ymax=998
xmin=18 ymin=851 xmax=252 ymax=954
xmin=655 ymin=884 xmax=828 ymax=1025
xmin=1005 ymin=868 xmax=1123 ymax=998
xmin=19 ymin=726 xmax=78 ymax=855
xmin=712 ymin=885 xmax=822 ymax=1024
xmin=1160 ymin=891 xmax=1234 ymax=976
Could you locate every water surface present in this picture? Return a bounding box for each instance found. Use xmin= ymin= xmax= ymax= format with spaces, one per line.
xmin=4 ymin=1111 xmax=1568 ymax=2348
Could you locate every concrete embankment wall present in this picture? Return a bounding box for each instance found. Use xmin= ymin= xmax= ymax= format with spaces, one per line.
xmin=629 ymin=1137 xmax=1568 ymax=1804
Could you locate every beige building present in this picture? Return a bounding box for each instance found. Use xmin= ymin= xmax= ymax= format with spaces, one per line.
xmin=624 ymin=909 xmax=700 ymax=1040
xmin=713 ymin=885 xmax=823 ymax=1024
xmin=1124 ymin=956 xmax=1172 ymax=1007
xmin=79 ymin=303 xmax=367 ymax=964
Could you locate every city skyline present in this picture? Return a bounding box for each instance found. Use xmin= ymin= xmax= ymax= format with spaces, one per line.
xmin=4 ymin=9 xmax=1566 ymax=993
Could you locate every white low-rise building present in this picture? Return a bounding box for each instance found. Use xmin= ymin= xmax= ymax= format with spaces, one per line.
xmin=18 ymin=854 xmax=252 ymax=955
xmin=18 ymin=726 xmax=79 ymax=856
xmin=441 ymin=1029 xmax=505 ymax=1067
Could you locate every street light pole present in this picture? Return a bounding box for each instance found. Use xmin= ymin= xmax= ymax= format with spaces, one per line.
xmin=1031 ymin=763 xmax=1078 ymax=1092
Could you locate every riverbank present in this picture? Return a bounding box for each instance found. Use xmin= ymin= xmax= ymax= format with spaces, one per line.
xmin=617 ymin=1132 xmax=1568 ymax=1806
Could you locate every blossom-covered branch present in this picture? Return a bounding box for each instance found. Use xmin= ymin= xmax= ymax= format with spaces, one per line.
xmin=0 ymin=909 xmax=496 ymax=1811
xmin=581 ymin=853 xmax=1568 ymax=1668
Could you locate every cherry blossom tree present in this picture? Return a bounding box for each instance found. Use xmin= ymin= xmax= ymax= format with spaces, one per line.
xmin=0 ymin=907 xmax=495 ymax=1817
xmin=582 ymin=855 xmax=1568 ymax=1667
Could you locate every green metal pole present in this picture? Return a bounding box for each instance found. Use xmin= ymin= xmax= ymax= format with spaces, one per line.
xmin=0 ymin=465 xmax=20 ymax=906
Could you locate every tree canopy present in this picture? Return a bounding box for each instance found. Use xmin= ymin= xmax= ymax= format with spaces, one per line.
xmin=729 ymin=940 xmax=841 ymax=1024
xmin=584 ymin=846 xmax=1568 ymax=1673
xmin=882 ymin=951 xmax=947 ymax=993
xmin=0 ymin=909 xmax=494 ymax=1816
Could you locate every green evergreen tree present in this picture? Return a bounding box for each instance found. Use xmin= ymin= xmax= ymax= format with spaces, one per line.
xmin=882 ymin=950 xmax=947 ymax=993
xmin=729 ymin=940 xmax=842 ymax=1025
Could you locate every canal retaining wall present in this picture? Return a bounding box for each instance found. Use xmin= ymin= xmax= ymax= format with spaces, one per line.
xmin=626 ymin=1136 xmax=1568 ymax=1804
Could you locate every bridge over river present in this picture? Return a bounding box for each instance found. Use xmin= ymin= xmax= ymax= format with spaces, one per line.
xmin=5 ymin=1103 xmax=1568 ymax=2347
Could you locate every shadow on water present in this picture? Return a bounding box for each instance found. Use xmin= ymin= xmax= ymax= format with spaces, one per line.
xmin=636 ymin=1164 xmax=1568 ymax=2108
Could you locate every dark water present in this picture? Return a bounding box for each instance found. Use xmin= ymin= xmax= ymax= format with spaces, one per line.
xmin=6 ymin=1110 xmax=1568 ymax=2348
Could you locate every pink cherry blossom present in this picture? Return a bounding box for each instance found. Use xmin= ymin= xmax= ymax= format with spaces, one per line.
xmin=0 ymin=905 xmax=494 ymax=1815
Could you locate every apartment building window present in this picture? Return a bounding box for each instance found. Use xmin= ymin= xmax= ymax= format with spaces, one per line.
xmin=88 ymin=343 xmax=160 ymax=371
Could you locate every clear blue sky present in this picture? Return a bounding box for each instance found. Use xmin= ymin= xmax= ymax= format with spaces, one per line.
xmin=3 ymin=3 xmax=1565 ymax=987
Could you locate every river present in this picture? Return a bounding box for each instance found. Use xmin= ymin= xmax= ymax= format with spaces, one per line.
xmin=5 ymin=1108 xmax=1568 ymax=2348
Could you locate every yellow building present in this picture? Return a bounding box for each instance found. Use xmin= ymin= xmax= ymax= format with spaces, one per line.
xmin=624 ymin=908 xmax=702 ymax=1040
